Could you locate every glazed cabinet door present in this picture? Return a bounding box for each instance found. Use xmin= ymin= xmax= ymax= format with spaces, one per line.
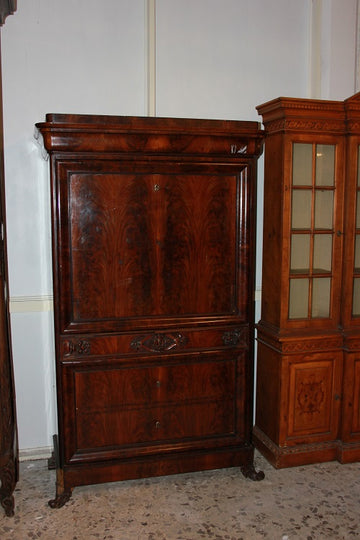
xmin=285 ymin=137 xmax=344 ymax=329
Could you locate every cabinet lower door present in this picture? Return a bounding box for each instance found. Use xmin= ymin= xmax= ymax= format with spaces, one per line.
xmin=254 ymin=345 xmax=342 ymax=468
xmin=285 ymin=353 xmax=342 ymax=444
xmin=340 ymin=352 xmax=360 ymax=462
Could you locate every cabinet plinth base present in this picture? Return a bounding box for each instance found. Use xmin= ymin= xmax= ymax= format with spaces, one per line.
xmin=48 ymin=445 xmax=263 ymax=508
xmin=253 ymin=426 xmax=341 ymax=469
xmin=337 ymin=441 xmax=360 ymax=464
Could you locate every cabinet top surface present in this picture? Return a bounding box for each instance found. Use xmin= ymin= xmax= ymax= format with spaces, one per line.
xmin=257 ymin=92 xmax=360 ymax=120
xmin=35 ymin=114 xmax=264 ymax=157
xmin=36 ymin=113 xmax=262 ymax=134
xmin=257 ymin=93 xmax=360 ymax=134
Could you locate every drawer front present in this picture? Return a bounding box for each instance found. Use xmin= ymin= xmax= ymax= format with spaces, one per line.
xmin=75 ymin=360 xmax=235 ymax=409
xmin=76 ymin=401 xmax=235 ymax=449
xmin=61 ymin=353 xmax=246 ymax=462
xmin=60 ymin=325 xmax=249 ymax=360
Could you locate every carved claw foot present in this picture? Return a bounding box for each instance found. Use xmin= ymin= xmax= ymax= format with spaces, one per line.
xmin=1 ymin=494 xmax=15 ymax=517
xmin=241 ymin=463 xmax=265 ymax=481
xmin=0 ymin=461 xmax=17 ymax=516
xmin=48 ymin=489 xmax=72 ymax=509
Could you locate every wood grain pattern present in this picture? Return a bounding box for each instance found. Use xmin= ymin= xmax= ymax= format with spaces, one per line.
xmin=36 ymin=114 xmax=264 ymax=505
xmin=255 ymin=93 xmax=360 ymax=468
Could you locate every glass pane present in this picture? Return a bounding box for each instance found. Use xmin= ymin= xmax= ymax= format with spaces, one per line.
xmin=314 ymin=190 xmax=333 ymax=229
xmin=353 ymin=278 xmax=360 ymax=316
xmin=315 ymin=144 xmax=335 ymax=186
xmin=355 ymin=235 xmax=360 ymax=272
xmin=293 ymin=143 xmax=312 ymax=186
xmin=292 ymin=190 xmax=312 ymax=229
xmin=312 ymin=277 xmax=331 ymax=318
xmin=313 ymin=234 xmax=332 ymax=273
xmin=357 ymin=192 xmax=360 ymax=229
xmin=289 ymin=278 xmax=309 ymax=319
xmin=290 ymin=234 xmax=310 ymax=273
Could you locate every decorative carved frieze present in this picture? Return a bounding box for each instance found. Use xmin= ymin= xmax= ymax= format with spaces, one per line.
xmin=281 ymin=338 xmax=342 ymax=354
xmin=346 ymin=120 xmax=360 ymax=133
xmin=265 ymin=118 xmax=344 ymax=135
xmin=257 ymin=330 xmax=342 ymax=354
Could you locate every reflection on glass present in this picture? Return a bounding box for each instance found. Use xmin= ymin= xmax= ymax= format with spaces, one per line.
xmin=313 ymin=234 xmax=332 ymax=273
xmin=355 ymin=235 xmax=360 ymax=272
xmin=353 ymin=278 xmax=360 ymax=316
xmin=315 ymin=145 xmax=335 ymax=186
xmin=312 ymin=277 xmax=331 ymax=318
xmin=290 ymin=234 xmax=310 ymax=273
xmin=292 ymin=190 xmax=312 ymax=229
xmin=289 ymin=278 xmax=309 ymax=319
xmin=314 ymin=190 xmax=333 ymax=229
xmin=293 ymin=143 xmax=312 ymax=186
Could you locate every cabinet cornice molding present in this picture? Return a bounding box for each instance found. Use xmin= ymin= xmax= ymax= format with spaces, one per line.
xmin=0 ymin=0 xmax=16 ymax=26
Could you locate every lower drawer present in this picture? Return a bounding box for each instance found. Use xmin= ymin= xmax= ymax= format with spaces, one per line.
xmin=61 ymin=352 xmax=246 ymax=462
xmin=76 ymin=399 xmax=235 ymax=448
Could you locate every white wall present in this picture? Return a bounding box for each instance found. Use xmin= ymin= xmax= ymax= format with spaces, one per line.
xmin=156 ymin=0 xmax=310 ymax=120
xmin=309 ymin=0 xmax=357 ymax=99
xmin=0 ymin=0 xmax=357 ymax=454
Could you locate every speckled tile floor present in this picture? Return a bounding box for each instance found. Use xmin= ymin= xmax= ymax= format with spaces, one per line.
xmin=1 ymin=451 xmax=359 ymax=539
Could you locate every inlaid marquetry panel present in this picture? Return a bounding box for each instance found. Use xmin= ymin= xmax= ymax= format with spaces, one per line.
xmin=287 ymin=355 xmax=342 ymax=440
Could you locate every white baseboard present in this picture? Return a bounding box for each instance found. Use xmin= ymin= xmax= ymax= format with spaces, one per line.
xmin=19 ymin=446 xmax=53 ymax=461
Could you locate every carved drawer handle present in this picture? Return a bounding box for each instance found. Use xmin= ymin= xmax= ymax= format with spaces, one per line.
xmin=130 ymin=332 xmax=188 ymax=353
xmin=155 ymin=421 xmax=161 ymax=429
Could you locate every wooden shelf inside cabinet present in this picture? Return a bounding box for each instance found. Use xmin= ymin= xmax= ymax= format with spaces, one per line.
xmin=255 ymin=92 xmax=360 ymax=468
xmin=35 ymin=113 xmax=265 ymax=506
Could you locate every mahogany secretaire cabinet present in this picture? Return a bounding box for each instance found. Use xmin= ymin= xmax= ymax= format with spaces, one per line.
xmin=35 ymin=113 xmax=264 ymax=506
xmin=254 ymin=93 xmax=360 ymax=468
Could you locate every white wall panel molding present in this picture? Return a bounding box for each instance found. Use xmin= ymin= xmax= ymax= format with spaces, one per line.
xmin=145 ymin=0 xmax=156 ymax=116
xmin=10 ymin=295 xmax=53 ymax=313
xmin=309 ymin=0 xmax=323 ymax=98
xmin=309 ymin=0 xmax=357 ymax=99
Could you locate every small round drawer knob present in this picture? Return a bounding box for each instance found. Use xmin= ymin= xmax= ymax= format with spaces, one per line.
xmin=156 ymin=380 xmax=161 ymax=388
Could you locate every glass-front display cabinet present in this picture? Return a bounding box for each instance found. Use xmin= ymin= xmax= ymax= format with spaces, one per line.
xmin=254 ymin=94 xmax=360 ymax=468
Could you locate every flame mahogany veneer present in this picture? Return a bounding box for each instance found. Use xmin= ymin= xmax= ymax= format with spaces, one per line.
xmin=35 ymin=114 xmax=264 ymax=506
